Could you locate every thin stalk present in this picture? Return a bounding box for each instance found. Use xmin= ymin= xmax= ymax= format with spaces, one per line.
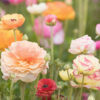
xmin=50 ymin=27 xmax=54 ymax=79
xmin=58 ymin=89 xmax=61 ymax=100
xmin=83 ymin=0 xmax=89 ymax=34
xmin=20 ymin=82 xmax=26 ymax=100
xmin=13 ymin=29 xmax=16 ymax=41
xmin=10 ymin=81 xmax=14 ymax=100
xmin=69 ymin=87 xmax=73 ymax=100
xmin=79 ymin=74 xmax=85 ymax=100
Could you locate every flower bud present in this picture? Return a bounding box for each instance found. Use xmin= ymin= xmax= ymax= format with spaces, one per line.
xmin=88 ymin=94 xmax=95 ymax=100
xmin=45 ymin=15 xmax=57 ymax=26
xmin=23 ymin=34 xmax=28 ymax=40
xmin=44 ymin=53 xmax=50 ymax=61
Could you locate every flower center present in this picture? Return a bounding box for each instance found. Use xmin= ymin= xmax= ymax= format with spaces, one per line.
xmin=43 ymin=84 xmax=48 ymax=88
xmin=10 ymin=19 xmax=17 ymax=22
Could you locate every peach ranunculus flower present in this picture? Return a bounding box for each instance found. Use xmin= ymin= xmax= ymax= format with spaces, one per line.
xmin=43 ymin=1 xmax=75 ymax=20
xmin=1 ymin=40 xmax=49 ymax=83
xmin=0 ymin=13 xmax=25 ymax=29
xmin=68 ymin=35 xmax=96 ymax=54
xmin=0 ymin=29 xmax=23 ymax=50
xmin=71 ymin=70 xmax=100 ymax=90
xmin=73 ymin=55 xmax=100 ymax=75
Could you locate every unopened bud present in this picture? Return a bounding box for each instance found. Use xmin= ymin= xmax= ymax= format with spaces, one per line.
xmin=23 ymin=34 xmax=28 ymax=40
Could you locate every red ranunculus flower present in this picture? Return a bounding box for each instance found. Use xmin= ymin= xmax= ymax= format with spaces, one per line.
xmin=36 ymin=78 xmax=57 ymax=100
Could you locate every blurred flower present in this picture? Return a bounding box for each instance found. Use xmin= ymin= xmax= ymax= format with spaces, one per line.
xmin=59 ymin=69 xmax=73 ymax=81
xmin=43 ymin=1 xmax=75 ymax=20
xmin=95 ymin=41 xmax=100 ymax=50
xmin=1 ymin=0 xmax=9 ymax=4
xmin=27 ymin=3 xmax=47 ymax=14
xmin=9 ymin=0 xmax=24 ymax=5
xmin=1 ymin=41 xmax=49 ymax=82
xmin=69 ymin=35 xmax=95 ymax=54
xmin=88 ymin=94 xmax=95 ymax=100
xmin=45 ymin=15 xmax=57 ymax=26
xmin=34 ymin=17 xmax=64 ymax=46
xmin=73 ymin=55 xmax=100 ymax=75
xmin=0 ymin=29 xmax=23 ymax=50
xmin=82 ymin=93 xmax=88 ymax=100
xmin=25 ymin=0 xmax=37 ymax=6
xmin=36 ymin=79 xmax=57 ymax=98
xmin=65 ymin=0 xmax=72 ymax=5
xmin=0 ymin=13 xmax=25 ymax=30
xmin=0 ymin=8 xmax=6 ymax=18
xmin=96 ymin=24 xmax=100 ymax=35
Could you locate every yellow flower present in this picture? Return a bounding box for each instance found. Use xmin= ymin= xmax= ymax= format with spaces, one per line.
xmin=0 ymin=29 xmax=23 ymax=50
xmin=43 ymin=1 xmax=75 ymax=20
xmin=0 ymin=13 xmax=25 ymax=29
xmin=59 ymin=69 xmax=73 ymax=81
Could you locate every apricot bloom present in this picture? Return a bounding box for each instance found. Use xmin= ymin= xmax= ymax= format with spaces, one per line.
xmin=43 ymin=1 xmax=75 ymax=20
xmin=0 ymin=13 xmax=25 ymax=29
xmin=1 ymin=41 xmax=49 ymax=82
xmin=0 ymin=29 xmax=23 ymax=50
xmin=73 ymin=55 xmax=100 ymax=75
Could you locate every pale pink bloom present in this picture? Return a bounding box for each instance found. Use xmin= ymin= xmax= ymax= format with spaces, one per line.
xmin=45 ymin=15 xmax=57 ymax=26
xmin=82 ymin=93 xmax=88 ymax=100
xmin=95 ymin=41 xmax=100 ymax=50
xmin=34 ymin=17 xmax=64 ymax=45
xmin=71 ymin=70 xmax=100 ymax=90
xmin=1 ymin=40 xmax=49 ymax=83
xmin=96 ymin=24 xmax=100 ymax=35
xmin=9 ymin=0 xmax=24 ymax=5
xmin=73 ymin=55 xmax=100 ymax=74
xmin=69 ymin=35 xmax=95 ymax=54
xmin=0 ymin=9 xmax=5 ymax=18
xmin=25 ymin=0 xmax=37 ymax=6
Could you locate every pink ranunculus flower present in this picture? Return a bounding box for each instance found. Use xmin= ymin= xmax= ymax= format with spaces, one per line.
xmin=9 ymin=0 xmax=24 ymax=5
xmin=71 ymin=70 xmax=100 ymax=90
xmin=0 ymin=8 xmax=6 ymax=18
xmin=73 ymin=55 xmax=100 ymax=74
xmin=34 ymin=17 xmax=64 ymax=45
xmin=69 ymin=35 xmax=95 ymax=54
xmin=96 ymin=24 xmax=100 ymax=35
xmin=95 ymin=41 xmax=100 ymax=50
xmin=1 ymin=40 xmax=49 ymax=83
xmin=25 ymin=0 xmax=37 ymax=6
xmin=45 ymin=15 xmax=57 ymax=26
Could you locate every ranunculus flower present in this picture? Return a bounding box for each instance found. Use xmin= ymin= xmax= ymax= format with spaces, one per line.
xmin=36 ymin=79 xmax=57 ymax=100
xmin=59 ymin=69 xmax=73 ymax=81
xmin=71 ymin=70 xmax=100 ymax=90
xmin=0 ymin=13 xmax=25 ymax=29
xmin=34 ymin=17 xmax=64 ymax=46
xmin=69 ymin=35 xmax=95 ymax=54
xmin=0 ymin=29 xmax=23 ymax=50
xmin=43 ymin=1 xmax=75 ymax=20
xmin=65 ymin=0 xmax=72 ymax=5
xmin=95 ymin=40 xmax=100 ymax=50
xmin=9 ymin=0 xmax=24 ymax=5
xmin=96 ymin=24 xmax=100 ymax=35
xmin=25 ymin=0 xmax=37 ymax=6
xmin=27 ymin=3 xmax=47 ymax=14
xmin=73 ymin=55 xmax=100 ymax=74
xmin=1 ymin=41 xmax=49 ymax=82
xmin=45 ymin=15 xmax=57 ymax=26
xmin=0 ymin=8 xmax=6 ymax=18
xmin=1 ymin=0 xmax=9 ymax=4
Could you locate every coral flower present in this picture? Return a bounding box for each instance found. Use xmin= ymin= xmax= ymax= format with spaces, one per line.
xmin=1 ymin=41 xmax=49 ymax=82
xmin=0 ymin=29 xmax=23 ymax=50
xmin=43 ymin=1 xmax=75 ymax=20
xmin=0 ymin=13 xmax=25 ymax=29
xmin=36 ymin=79 xmax=57 ymax=100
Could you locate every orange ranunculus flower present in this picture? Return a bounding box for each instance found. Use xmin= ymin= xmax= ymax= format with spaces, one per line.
xmin=43 ymin=1 xmax=75 ymax=20
xmin=0 ymin=13 xmax=25 ymax=29
xmin=0 ymin=29 xmax=23 ymax=50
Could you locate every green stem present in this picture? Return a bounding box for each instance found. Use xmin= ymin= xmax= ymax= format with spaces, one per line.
xmin=10 ymin=81 xmax=14 ymax=100
xmin=20 ymin=82 xmax=26 ymax=100
xmin=69 ymin=87 xmax=73 ymax=100
xmin=58 ymin=89 xmax=61 ymax=100
xmin=50 ymin=27 xmax=54 ymax=79
xmin=13 ymin=29 xmax=16 ymax=41
xmin=79 ymin=74 xmax=85 ymax=100
xmin=83 ymin=0 xmax=89 ymax=34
